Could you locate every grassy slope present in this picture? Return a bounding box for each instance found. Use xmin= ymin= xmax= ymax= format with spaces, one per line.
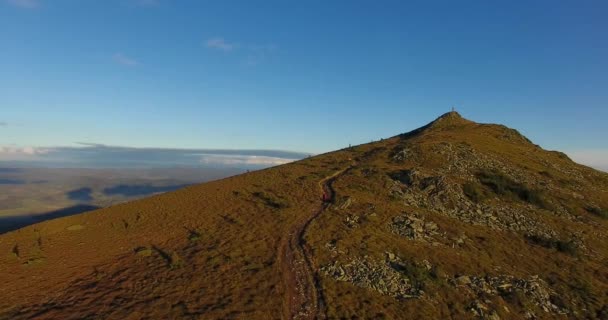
xmin=0 ymin=113 xmax=607 ymax=319
xmin=0 ymin=164 xmax=326 ymax=319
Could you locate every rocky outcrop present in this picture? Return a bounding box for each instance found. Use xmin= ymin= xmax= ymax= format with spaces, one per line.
xmin=453 ymin=274 xmax=566 ymax=317
xmin=388 ymin=168 xmax=560 ymax=245
xmin=389 ymin=212 xmax=440 ymax=242
xmin=320 ymin=254 xmax=423 ymax=299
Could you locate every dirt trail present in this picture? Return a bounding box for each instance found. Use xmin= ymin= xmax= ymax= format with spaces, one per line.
xmin=281 ymin=166 xmax=351 ymax=320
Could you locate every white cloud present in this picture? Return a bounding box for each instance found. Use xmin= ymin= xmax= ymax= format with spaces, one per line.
xmin=113 ymin=53 xmax=139 ymax=66
xmin=200 ymin=154 xmax=297 ymax=167
xmin=0 ymin=146 xmax=51 ymax=160
xmin=0 ymin=144 xmax=308 ymax=168
xmin=565 ymin=149 xmax=608 ymax=172
xmin=205 ymin=38 xmax=237 ymax=52
xmin=6 ymin=0 xmax=39 ymax=9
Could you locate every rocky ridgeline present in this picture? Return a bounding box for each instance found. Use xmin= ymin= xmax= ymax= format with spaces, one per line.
xmin=395 ymin=140 xmax=596 ymax=202
xmin=320 ymin=254 xmax=423 ymax=299
xmin=422 ymin=142 xmax=591 ymax=218
xmin=453 ymin=274 xmax=566 ymax=318
xmin=430 ymin=141 xmax=555 ymax=190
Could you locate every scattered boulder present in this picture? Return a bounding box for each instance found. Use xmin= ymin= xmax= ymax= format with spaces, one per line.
xmin=392 ymin=148 xmax=409 ymax=162
xmin=321 ymin=255 xmax=422 ymax=299
xmin=389 ymin=212 xmax=440 ymax=241
xmin=452 ymin=274 xmax=566 ymax=316
xmin=344 ymin=214 xmax=360 ymax=228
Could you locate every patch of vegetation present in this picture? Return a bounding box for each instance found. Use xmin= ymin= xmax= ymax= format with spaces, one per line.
xmin=526 ymin=235 xmax=577 ymax=255
xmin=557 ymin=178 xmax=576 ymax=187
xmin=347 ymin=183 xmax=371 ymax=192
xmin=66 ymin=224 xmax=85 ymax=231
xmin=169 ymin=252 xmax=184 ymax=269
xmin=502 ymin=288 xmax=533 ymax=310
xmin=556 ymin=240 xmax=578 ymax=255
xmin=152 ymin=246 xmax=185 ymax=269
xmin=389 ymin=261 xmax=437 ymax=290
xmin=24 ymin=257 xmax=46 ymax=266
xmin=388 ymin=170 xmax=414 ymax=186
xmin=134 ymin=247 xmax=153 ymax=257
xmin=475 ymin=169 xmax=551 ymax=209
xmin=11 ymin=244 xmax=19 ymax=258
xmin=252 ymin=191 xmax=289 ymax=209
xmin=585 ymin=206 xmax=608 ymax=219
xmin=241 ymin=263 xmax=264 ymax=273
xmin=462 ymin=182 xmax=489 ymax=202
xmin=220 ymin=214 xmax=242 ymax=225
xmin=188 ymin=230 xmax=202 ymax=242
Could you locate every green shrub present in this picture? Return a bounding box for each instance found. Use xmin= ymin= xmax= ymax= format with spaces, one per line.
xmin=188 ymin=230 xmax=202 ymax=242
xmin=462 ymin=182 xmax=488 ymax=202
xmin=526 ymin=235 xmax=577 ymax=256
xmin=389 ymin=261 xmax=436 ymax=290
xmin=556 ymin=240 xmax=577 ymax=255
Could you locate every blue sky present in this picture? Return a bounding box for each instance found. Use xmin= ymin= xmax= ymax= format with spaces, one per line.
xmin=1 ymin=0 xmax=607 ymax=169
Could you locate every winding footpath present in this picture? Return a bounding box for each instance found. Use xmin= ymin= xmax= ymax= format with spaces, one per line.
xmin=281 ymin=166 xmax=352 ymax=320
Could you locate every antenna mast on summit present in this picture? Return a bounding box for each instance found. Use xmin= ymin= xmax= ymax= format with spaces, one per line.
xmin=451 ymin=106 xmax=456 ymax=112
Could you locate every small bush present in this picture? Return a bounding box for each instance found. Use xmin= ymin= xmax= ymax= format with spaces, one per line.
xmin=556 ymin=240 xmax=577 ymax=255
xmin=526 ymin=235 xmax=577 ymax=256
xmin=169 ymin=252 xmax=184 ymax=269
xmin=462 ymin=182 xmax=488 ymax=202
xmin=252 ymin=191 xmax=289 ymax=209
xmin=11 ymin=245 xmax=19 ymax=258
xmin=188 ymin=230 xmax=202 ymax=242
xmin=389 ymin=261 xmax=436 ymax=290
xmin=585 ymin=206 xmax=608 ymax=219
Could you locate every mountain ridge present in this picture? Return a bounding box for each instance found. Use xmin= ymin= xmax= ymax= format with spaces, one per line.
xmin=0 ymin=113 xmax=606 ymax=319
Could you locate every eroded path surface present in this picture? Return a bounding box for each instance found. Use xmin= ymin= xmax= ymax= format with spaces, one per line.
xmin=281 ymin=167 xmax=351 ymax=320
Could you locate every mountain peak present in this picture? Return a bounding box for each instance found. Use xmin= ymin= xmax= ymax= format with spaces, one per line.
xmin=428 ymin=111 xmax=474 ymax=128
xmin=399 ymin=110 xmax=475 ymax=138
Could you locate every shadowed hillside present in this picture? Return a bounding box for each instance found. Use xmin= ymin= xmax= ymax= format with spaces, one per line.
xmin=0 ymin=112 xmax=607 ymax=319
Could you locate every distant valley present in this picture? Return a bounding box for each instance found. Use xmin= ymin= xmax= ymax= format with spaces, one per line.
xmin=0 ymin=167 xmax=243 ymax=233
